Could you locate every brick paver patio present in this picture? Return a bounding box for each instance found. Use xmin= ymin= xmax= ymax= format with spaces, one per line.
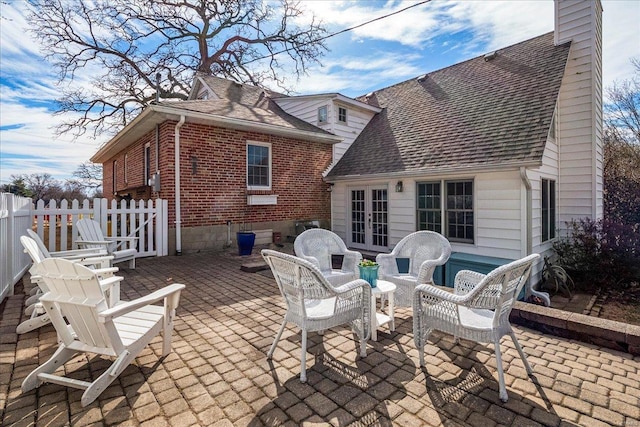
xmin=1 ymin=246 xmax=639 ymax=426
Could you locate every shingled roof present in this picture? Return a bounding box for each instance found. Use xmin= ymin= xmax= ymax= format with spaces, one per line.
xmin=326 ymin=32 xmax=571 ymax=179
xmin=167 ymin=76 xmax=329 ymax=135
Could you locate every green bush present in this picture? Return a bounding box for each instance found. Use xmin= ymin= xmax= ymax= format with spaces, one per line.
xmin=553 ymin=218 xmax=640 ymax=290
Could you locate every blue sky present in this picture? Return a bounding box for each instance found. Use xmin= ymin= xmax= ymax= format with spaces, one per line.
xmin=1 ymin=0 xmax=639 ymax=185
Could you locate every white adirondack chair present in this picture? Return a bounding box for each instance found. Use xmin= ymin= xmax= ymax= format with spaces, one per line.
xmin=22 ymin=258 xmax=185 ymax=407
xmin=376 ymin=231 xmax=452 ymax=307
xmin=294 ymin=228 xmax=363 ymax=286
xmin=76 ymin=218 xmax=137 ymax=269
xmin=413 ymin=253 xmax=540 ymax=402
xmin=262 ymin=249 xmax=370 ymax=383
xmin=17 ymin=235 xmax=120 ymax=334
xmin=26 ymin=229 xmax=110 ymax=267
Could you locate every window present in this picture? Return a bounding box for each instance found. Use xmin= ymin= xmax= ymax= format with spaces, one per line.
xmin=318 ymin=105 xmax=328 ymax=124
xmin=542 ymin=179 xmax=556 ymax=242
xmin=112 ymin=160 xmax=118 ymax=194
xmin=144 ymin=143 xmax=151 ymax=185
xmin=338 ymin=106 xmax=347 ymax=123
xmin=549 ymin=112 xmax=556 ymax=139
xmin=417 ymin=182 xmax=441 ymax=233
xmin=247 ymin=142 xmax=271 ymax=189
xmin=416 ymin=180 xmax=474 ymax=243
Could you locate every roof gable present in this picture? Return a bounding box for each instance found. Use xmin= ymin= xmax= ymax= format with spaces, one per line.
xmin=327 ymin=32 xmax=571 ymax=178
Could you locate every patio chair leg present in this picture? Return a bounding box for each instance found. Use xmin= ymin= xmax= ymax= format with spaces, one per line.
xmin=300 ymin=329 xmax=308 ymax=383
xmin=16 ymin=312 xmax=52 ymax=334
xmin=22 ymin=346 xmax=76 ymax=392
xmin=510 ymin=332 xmax=533 ymax=375
xmin=493 ymin=337 xmax=509 ymax=403
xmin=267 ymin=320 xmax=286 ymax=359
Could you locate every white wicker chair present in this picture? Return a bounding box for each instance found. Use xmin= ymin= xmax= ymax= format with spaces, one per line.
xmin=262 ymin=249 xmax=370 ymax=383
xmin=294 ymin=228 xmax=362 ymax=286
xmin=413 ymin=253 xmax=540 ymax=403
xmin=376 ymin=231 xmax=451 ymax=307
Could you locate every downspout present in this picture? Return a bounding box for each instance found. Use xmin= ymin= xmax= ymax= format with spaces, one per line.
xmin=174 ymin=115 xmax=186 ymax=255
xmin=520 ymin=167 xmax=550 ymax=305
xmin=520 ymin=167 xmax=532 ymax=255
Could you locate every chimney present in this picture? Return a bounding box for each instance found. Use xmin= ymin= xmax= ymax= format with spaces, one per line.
xmin=554 ymin=0 xmax=604 ymax=222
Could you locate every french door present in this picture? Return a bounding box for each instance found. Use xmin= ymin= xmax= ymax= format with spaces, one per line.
xmin=349 ymin=186 xmax=388 ymax=251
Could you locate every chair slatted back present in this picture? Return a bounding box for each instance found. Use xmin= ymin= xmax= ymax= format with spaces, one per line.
xmin=34 ymin=258 xmax=122 ymax=353
xmin=263 ymin=250 xmax=335 ymax=319
xmin=77 ymin=219 xmax=117 ymax=252
xmin=26 ymin=229 xmax=52 ymax=258
xmin=294 ymin=229 xmax=348 ymax=273
xmin=21 ymin=235 xmax=46 ymax=264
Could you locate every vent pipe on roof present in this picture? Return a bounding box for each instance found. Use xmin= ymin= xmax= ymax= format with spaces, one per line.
xmin=484 ymin=51 xmax=498 ymax=61
xmin=416 ymin=74 xmax=427 ymax=82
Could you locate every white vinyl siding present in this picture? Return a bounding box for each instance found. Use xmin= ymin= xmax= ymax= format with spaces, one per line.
xmin=275 ymin=97 xmax=377 ymax=167
xmin=556 ymin=0 xmax=603 ymax=224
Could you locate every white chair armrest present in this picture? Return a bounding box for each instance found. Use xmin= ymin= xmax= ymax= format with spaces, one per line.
xmin=92 ymin=267 xmax=119 ymax=276
xmin=99 ymin=283 xmax=186 ymax=323
xmin=376 ymin=253 xmax=399 ymax=276
xmin=49 ymin=248 xmax=108 ymax=258
xmin=333 ymin=279 xmax=370 ymax=294
xmin=106 ymin=236 xmax=138 ymax=242
xmin=415 ymin=283 xmax=467 ymax=304
xmin=454 ymin=270 xmax=486 ymax=296
xmin=77 ymin=239 xmax=112 ymax=247
xmin=341 ymin=251 xmax=363 ymax=274
xmin=298 ymin=255 xmax=321 ymax=270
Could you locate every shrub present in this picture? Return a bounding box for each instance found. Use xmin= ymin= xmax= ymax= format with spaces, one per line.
xmin=552 ymin=218 xmax=640 ymax=290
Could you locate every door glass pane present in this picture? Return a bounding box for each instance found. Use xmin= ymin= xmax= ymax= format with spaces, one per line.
xmin=351 ymin=190 xmax=365 ymax=244
xmin=371 ymin=189 xmax=388 ymax=247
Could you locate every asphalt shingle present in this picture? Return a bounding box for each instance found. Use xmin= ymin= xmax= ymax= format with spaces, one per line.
xmin=327 ymin=32 xmax=571 ymax=178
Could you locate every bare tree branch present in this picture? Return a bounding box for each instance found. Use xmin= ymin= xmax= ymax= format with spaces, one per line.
xmin=29 ymin=0 xmax=327 ymax=138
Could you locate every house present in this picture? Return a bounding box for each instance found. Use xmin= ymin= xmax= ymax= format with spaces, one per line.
xmin=320 ymin=0 xmax=602 ymax=283
xmin=92 ymin=0 xmax=602 ymax=276
xmin=91 ymin=78 xmax=345 ymax=253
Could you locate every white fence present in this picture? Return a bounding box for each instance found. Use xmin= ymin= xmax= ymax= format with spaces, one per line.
xmin=0 ymin=195 xmax=168 ymax=303
xmin=0 ymin=193 xmax=32 ymax=302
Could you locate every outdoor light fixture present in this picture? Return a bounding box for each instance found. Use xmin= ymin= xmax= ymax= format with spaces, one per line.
xmin=395 ymin=181 xmax=403 ymax=192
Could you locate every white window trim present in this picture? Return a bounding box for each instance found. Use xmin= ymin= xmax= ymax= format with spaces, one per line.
xmin=338 ymin=106 xmax=348 ymax=124
xmin=318 ymin=105 xmax=328 ymax=124
xmin=246 ymin=140 xmax=272 ymax=191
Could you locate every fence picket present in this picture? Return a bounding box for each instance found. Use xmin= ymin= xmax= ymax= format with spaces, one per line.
xmin=1 ymin=194 xmax=168 ymax=304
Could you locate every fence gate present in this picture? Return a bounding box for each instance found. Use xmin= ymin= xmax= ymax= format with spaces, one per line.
xmin=0 ymin=193 xmax=32 ymax=301
xmin=32 ymin=198 xmax=168 ymax=257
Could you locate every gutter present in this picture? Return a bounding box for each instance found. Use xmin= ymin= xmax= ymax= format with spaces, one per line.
xmin=325 ymin=161 xmax=542 ymax=183
xmin=152 ymin=104 xmax=342 ymax=145
xmin=174 ymin=115 xmax=186 ymax=255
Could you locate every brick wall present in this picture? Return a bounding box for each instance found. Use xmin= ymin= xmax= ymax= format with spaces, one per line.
xmin=102 ymin=120 xmax=333 ymax=248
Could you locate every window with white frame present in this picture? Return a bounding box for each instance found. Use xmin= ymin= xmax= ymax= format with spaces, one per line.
xmin=338 ymin=106 xmax=347 ymax=123
xmin=318 ymin=105 xmax=328 ymax=124
xmin=247 ymin=142 xmax=271 ymax=189
xmin=416 ymin=179 xmax=474 ymax=243
xmin=542 ymin=178 xmax=556 ymax=242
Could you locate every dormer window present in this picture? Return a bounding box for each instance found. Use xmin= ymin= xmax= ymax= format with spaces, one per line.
xmin=318 ymin=105 xmax=328 ymax=124
xmin=197 ymin=90 xmax=209 ymax=100
xmin=549 ymin=112 xmax=556 ymax=139
xmin=338 ymin=106 xmax=347 ymax=123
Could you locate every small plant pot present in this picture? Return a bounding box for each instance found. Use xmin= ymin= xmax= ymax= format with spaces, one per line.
xmin=237 ymin=231 xmax=256 ymax=256
xmin=358 ymin=265 xmax=379 ymax=288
